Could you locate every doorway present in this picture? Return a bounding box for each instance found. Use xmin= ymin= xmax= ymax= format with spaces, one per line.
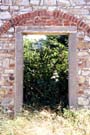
xmin=23 ymin=34 xmax=68 ymax=111
xmin=15 ymin=26 xmax=77 ymax=113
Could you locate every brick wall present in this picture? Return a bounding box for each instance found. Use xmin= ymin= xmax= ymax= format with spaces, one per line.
xmin=0 ymin=0 xmax=90 ymax=114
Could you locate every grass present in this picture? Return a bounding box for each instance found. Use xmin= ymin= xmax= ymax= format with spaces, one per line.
xmin=0 ymin=109 xmax=90 ymax=135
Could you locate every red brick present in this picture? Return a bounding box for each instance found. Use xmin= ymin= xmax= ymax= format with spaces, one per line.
xmin=72 ymin=17 xmax=78 ymax=23
xmin=63 ymin=13 xmax=69 ymax=19
xmin=9 ymin=64 xmax=15 ymax=68
xmin=78 ymin=90 xmax=84 ymax=95
xmin=0 ymin=10 xmax=90 ymax=36
xmin=87 ymin=28 xmax=90 ymax=33
xmin=68 ymin=15 xmax=73 ymax=22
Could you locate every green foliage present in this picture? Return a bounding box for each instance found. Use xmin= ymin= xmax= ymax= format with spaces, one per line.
xmin=63 ymin=109 xmax=77 ymax=120
xmin=23 ymin=35 xmax=68 ymax=110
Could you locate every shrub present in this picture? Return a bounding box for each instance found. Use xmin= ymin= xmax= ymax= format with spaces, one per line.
xmin=23 ymin=35 xmax=68 ymax=110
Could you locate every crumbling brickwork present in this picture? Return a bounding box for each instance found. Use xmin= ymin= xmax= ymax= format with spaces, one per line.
xmin=0 ymin=0 xmax=90 ymax=114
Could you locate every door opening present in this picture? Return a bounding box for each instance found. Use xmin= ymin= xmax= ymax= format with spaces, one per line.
xmin=15 ymin=26 xmax=77 ymax=113
xmin=23 ymin=34 xmax=69 ymax=111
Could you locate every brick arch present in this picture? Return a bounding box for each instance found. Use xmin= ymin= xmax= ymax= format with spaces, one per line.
xmin=0 ymin=10 xmax=90 ymax=36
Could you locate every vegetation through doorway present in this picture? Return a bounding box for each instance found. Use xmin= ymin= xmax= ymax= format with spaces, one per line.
xmin=23 ymin=35 xmax=69 ymax=111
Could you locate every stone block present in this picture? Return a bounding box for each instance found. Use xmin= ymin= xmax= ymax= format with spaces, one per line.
xmin=70 ymin=0 xmax=86 ymax=5
xmin=78 ymin=96 xmax=90 ymax=106
xmin=9 ymin=43 xmax=15 ymax=49
xmin=9 ymin=59 xmax=15 ymax=65
xmin=77 ymin=41 xmax=90 ymax=49
xmin=0 ymin=11 xmax=11 ymax=20
xmin=0 ymin=6 xmax=9 ymax=10
xmin=19 ymin=0 xmax=29 ymax=5
xmin=78 ymin=76 xmax=85 ymax=84
xmin=10 ymin=6 xmax=19 ymax=11
xmin=19 ymin=7 xmax=32 ymax=14
xmin=1 ymin=0 xmax=12 ymax=5
xmin=68 ymin=9 xmax=89 ymax=15
xmin=78 ymin=51 xmax=89 ymax=57
xmin=4 ymin=69 xmax=14 ymax=74
xmin=47 ymin=6 xmax=57 ymax=11
xmin=0 ymin=67 xmax=3 ymax=74
xmin=1 ymin=97 xmax=14 ymax=110
xmin=0 ymin=89 xmax=7 ymax=95
xmin=86 ymin=59 xmax=90 ymax=68
xmin=78 ymin=58 xmax=86 ymax=68
xmin=8 ymin=28 xmax=14 ymax=33
xmin=57 ymin=0 xmax=70 ymax=6
xmin=78 ymin=69 xmax=82 ymax=75
xmin=3 ymin=58 xmax=9 ymax=68
xmin=30 ymin=0 xmax=40 ymax=5
xmin=3 ymin=43 xmax=9 ymax=49
xmin=82 ymin=70 xmax=90 ymax=76
xmin=44 ymin=0 xmax=56 ymax=5
xmin=84 ymin=89 xmax=90 ymax=95
xmin=77 ymin=32 xmax=85 ymax=40
xmin=84 ymin=36 xmax=90 ymax=42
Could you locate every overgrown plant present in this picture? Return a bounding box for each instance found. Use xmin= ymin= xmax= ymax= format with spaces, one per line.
xmin=23 ymin=35 xmax=68 ymax=110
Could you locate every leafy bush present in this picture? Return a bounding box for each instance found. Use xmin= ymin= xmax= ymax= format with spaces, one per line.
xmin=23 ymin=35 xmax=68 ymax=110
